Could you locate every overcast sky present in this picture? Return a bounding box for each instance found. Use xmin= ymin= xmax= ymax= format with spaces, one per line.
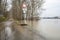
xmin=6 ymin=0 xmax=12 ymax=11
xmin=40 ymin=0 xmax=60 ymax=17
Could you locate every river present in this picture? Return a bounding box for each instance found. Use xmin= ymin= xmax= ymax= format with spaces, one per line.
xmin=35 ymin=0 xmax=60 ymax=39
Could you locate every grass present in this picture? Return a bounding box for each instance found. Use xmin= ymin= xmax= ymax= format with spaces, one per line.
xmin=0 ymin=16 xmax=6 ymax=22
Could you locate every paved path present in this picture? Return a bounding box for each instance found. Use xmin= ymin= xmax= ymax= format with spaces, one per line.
xmin=1 ymin=19 xmax=60 ymax=40
xmin=0 ymin=20 xmax=45 ymax=40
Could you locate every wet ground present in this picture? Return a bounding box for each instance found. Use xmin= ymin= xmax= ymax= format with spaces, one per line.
xmin=0 ymin=19 xmax=60 ymax=40
xmin=0 ymin=20 xmax=45 ymax=40
xmin=0 ymin=0 xmax=60 ymax=40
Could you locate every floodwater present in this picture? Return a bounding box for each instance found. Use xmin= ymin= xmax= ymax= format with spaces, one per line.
xmin=32 ymin=0 xmax=60 ymax=40
xmin=38 ymin=0 xmax=60 ymax=39
xmin=32 ymin=19 xmax=60 ymax=40
xmin=0 ymin=19 xmax=60 ymax=40
xmin=0 ymin=0 xmax=60 ymax=40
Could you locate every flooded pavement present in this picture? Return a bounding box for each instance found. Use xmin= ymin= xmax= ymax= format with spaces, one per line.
xmin=0 ymin=0 xmax=60 ymax=40
xmin=30 ymin=19 xmax=60 ymax=40
xmin=0 ymin=21 xmax=15 ymax=40
xmin=0 ymin=19 xmax=60 ymax=40
xmin=0 ymin=20 xmax=45 ymax=40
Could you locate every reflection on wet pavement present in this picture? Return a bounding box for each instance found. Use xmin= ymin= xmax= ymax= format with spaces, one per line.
xmin=0 ymin=20 xmax=46 ymax=40
xmin=0 ymin=19 xmax=60 ymax=40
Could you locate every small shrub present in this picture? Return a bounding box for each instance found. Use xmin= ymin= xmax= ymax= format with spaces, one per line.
xmin=0 ymin=16 xmax=6 ymax=22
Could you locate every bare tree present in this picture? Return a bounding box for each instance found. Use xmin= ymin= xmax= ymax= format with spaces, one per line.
xmin=32 ymin=0 xmax=44 ymax=19
xmin=16 ymin=0 xmax=44 ymax=20
xmin=0 ymin=0 xmax=44 ymax=20
xmin=24 ymin=0 xmax=44 ymax=20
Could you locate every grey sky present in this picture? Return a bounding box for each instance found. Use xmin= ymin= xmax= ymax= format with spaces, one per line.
xmin=40 ymin=0 xmax=60 ymax=17
xmin=6 ymin=0 xmax=12 ymax=11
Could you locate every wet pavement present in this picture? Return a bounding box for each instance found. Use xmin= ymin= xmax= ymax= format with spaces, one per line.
xmin=0 ymin=20 xmax=45 ymax=40
xmin=0 ymin=0 xmax=60 ymax=40
xmin=0 ymin=19 xmax=60 ymax=40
